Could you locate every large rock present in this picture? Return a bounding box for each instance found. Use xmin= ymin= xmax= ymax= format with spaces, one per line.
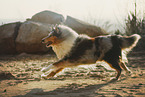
xmin=0 ymin=11 xmax=108 ymax=55
xmin=16 ymin=21 xmax=51 ymax=54
xmin=0 ymin=22 xmax=21 ymax=54
xmin=29 ymin=10 xmax=64 ymax=24
xmin=65 ymin=16 xmax=107 ymax=37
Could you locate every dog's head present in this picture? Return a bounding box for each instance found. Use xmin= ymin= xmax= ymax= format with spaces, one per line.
xmin=42 ymin=25 xmax=62 ymax=47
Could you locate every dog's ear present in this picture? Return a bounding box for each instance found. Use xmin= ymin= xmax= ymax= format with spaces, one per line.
xmin=51 ymin=25 xmax=54 ymax=30
xmin=54 ymin=24 xmax=58 ymax=27
xmin=51 ymin=24 xmax=57 ymax=30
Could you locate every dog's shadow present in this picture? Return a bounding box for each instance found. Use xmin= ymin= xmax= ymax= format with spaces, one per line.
xmin=14 ymin=79 xmax=124 ymax=97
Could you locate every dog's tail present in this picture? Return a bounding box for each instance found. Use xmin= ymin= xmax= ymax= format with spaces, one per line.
xmin=118 ymin=34 xmax=141 ymax=63
xmin=119 ymin=34 xmax=141 ymax=51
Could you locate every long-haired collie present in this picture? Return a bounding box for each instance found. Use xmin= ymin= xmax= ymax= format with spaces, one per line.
xmin=41 ymin=25 xmax=141 ymax=81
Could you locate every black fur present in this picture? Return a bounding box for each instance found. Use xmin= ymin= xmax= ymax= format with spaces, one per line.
xmin=50 ymin=28 xmax=62 ymax=38
xmin=94 ymin=38 xmax=101 ymax=59
xmin=59 ymin=35 xmax=124 ymax=79
xmin=103 ymin=36 xmax=122 ymax=79
xmin=63 ymin=36 xmax=93 ymax=62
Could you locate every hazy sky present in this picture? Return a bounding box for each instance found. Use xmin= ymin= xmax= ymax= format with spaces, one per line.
xmin=0 ymin=0 xmax=144 ymax=31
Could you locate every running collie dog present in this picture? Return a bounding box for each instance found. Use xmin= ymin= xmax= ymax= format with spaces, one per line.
xmin=41 ymin=25 xmax=141 ymax=80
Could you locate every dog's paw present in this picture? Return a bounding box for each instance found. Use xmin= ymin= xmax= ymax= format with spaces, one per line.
xmin=126 ymin=70 xmax=132 ymax=76
xmin=110 ymin=77 xmax=119 ymax=82
xmin=41 ymin=74 xmax=48 ymax=79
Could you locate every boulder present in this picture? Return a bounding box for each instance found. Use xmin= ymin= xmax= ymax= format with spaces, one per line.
xmin=0 ymin=22 xmax=21 ymax=54
xmin=65 ymin=16 xmax=107 ymax=37
xmin=29 ymin=10 xmax=64 ymax=24
xmin=16 ymin=21 xmax=51 ymax=54
xmin=0 ymin=11 xmax=108 ymax=55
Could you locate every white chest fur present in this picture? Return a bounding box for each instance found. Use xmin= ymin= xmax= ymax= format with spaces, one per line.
xmin=52 ymin=37 xmax=76 ymax=59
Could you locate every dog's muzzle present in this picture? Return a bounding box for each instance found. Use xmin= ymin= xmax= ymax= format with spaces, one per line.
xmin=42 ymin=38 xmax=53 ymax=47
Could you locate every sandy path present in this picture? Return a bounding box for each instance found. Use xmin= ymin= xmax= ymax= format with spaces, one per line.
xmin=0 ymin=51 xmax=145 ymax=97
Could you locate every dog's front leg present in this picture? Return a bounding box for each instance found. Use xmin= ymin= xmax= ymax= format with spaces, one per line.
xmin=41 ymin=68 xmax=64 ymax=79
xmin=41 ymin=60 xmax=67 ymax=79
xmin=41 ymin=64 xmax=54 ymax=73
xmin=41 ymin=64 xmax=55 ymax=79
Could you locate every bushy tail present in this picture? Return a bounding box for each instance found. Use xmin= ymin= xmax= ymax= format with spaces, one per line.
xmin=119 ymin=34 xmax=141 ymax=63
xmin=120 ymin=34 xmax=141 ymax=51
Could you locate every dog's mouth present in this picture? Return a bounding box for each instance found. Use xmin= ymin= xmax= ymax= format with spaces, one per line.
xmin=46 ymin=41 xmax=53 ymax=47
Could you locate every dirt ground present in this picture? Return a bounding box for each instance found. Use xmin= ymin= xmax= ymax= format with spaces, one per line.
xmin=0 ymin=51 xmax=145 ymax=97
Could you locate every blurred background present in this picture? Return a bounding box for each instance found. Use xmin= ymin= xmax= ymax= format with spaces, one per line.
xmin=0 ymin=0 xmax=145 ymax=55
xmin=0 ymin=0 xmax=144 ymax=33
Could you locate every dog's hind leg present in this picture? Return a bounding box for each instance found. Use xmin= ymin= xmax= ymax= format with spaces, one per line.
xmin=119 ymin=62 xmax=132 ymax=74
xmin=104 ymin=60 xmax=122 ymax=80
